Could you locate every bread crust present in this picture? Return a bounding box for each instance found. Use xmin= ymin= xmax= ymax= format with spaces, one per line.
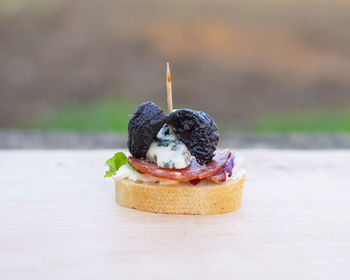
xmin=115 ymin=176 xmax=245 ymax=215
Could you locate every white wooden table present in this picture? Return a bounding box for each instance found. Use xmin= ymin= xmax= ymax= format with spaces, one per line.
xmin=0 ymin=150 xmax=349 ymax=280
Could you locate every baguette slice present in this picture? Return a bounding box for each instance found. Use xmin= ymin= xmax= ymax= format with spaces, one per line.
xmin=115 ymin=175 xmax=245 ymax=215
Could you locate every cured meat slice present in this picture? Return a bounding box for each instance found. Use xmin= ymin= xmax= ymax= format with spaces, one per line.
xmin=128 ymin=149 xmax=230 ymax=181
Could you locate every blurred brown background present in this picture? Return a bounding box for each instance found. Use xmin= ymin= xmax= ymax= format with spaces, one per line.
xmin=1 ymin=0 xmax=350 ymax=132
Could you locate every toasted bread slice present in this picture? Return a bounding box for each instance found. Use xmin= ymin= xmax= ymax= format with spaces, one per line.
xmin=115 ymin=175 xmax=245 ymax=215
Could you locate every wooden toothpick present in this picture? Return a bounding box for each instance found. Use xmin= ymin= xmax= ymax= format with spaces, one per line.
xmin=166 ymin=62 xmax=174 ymax=134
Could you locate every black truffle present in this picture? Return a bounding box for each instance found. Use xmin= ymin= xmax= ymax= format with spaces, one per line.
xmin=166 ymin=109 xmax=219 ymax=164
xmin=127 ymin=102 xmax=166 ymax=158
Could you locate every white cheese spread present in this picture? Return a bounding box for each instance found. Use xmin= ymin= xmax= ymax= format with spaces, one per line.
xmin=113 ymin=164 xmax=179 ymax=185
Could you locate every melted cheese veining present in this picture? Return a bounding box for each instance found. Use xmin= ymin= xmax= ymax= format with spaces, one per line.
xmin=146 ymin=125 xmax=192 ymax=169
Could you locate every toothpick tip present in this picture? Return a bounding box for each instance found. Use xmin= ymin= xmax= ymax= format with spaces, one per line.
xmin=167 ymin=62 xmax=171 ymax=83
xmin=166 ymin=62 xmax=173 ymax=133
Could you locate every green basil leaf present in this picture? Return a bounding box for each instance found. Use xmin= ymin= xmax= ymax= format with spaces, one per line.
xmin=104 ymin=152 xmax=127 ymax=177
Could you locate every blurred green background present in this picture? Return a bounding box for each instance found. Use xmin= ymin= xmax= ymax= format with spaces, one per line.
xmin=1 ymin=0 xmax=350 ymax=134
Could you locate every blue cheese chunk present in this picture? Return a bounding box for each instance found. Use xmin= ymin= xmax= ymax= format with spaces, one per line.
xmin=146 ymin=124 xmax=192 ymax=169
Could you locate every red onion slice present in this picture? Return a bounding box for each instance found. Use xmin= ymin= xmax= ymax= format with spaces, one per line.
xmin=190 ymin=153 xmax=235 ymax=185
